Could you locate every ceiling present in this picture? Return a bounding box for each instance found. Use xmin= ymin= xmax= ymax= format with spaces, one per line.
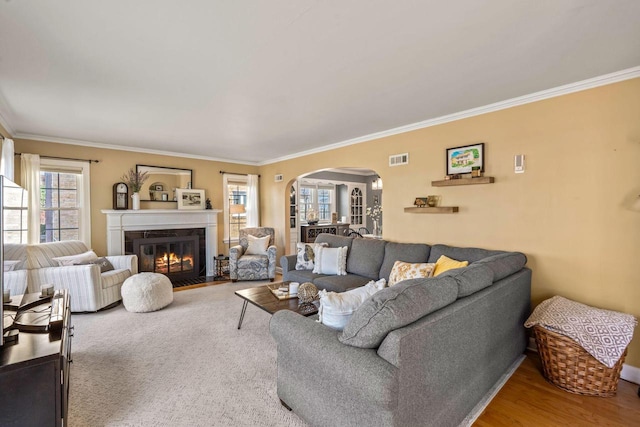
xmin=1 ymin=1 xmax=639 ymax=165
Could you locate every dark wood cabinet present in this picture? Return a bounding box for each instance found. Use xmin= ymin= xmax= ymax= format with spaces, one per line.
xmin=0 ymin=291 xmax=72 ymax=427
xmin=300 ymin=223 xmax=350 ymax=243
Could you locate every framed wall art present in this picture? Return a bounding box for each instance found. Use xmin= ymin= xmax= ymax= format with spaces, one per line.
xmin=176 ymin=188 xmax=205 ymax=210
xmin=446 ymin=143 xmax=484 ymax=175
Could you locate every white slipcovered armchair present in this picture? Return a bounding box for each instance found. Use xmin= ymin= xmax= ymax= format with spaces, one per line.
xmin=229 ymin=227 xmax=276 ymax=282
xmin=20 ymin=240 xmax=137 ymax=312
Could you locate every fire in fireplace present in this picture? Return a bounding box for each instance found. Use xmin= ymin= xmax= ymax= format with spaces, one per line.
xmin=126 ymin=229 xmax=205 ymax=283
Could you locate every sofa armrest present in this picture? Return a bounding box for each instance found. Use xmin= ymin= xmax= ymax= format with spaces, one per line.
xmin=270 ymin=310 xmax=397 ymax=407
xmin=267 ymin=245 xmax=277 ymax=278
xmin=106 ymin=254 xmax=138 ymax=274
xmin=29 ymin=264 xmax=103 ymax=312
xmin=280 ymin=254 xmax=296 ymax=275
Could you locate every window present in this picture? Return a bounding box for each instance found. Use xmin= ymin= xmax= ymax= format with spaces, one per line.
xmin=39 ymin=159 xmax=91 ymax=245
xmin=299 ymin=181 xmax=335 ymax=223
xmin=223 ymin=174 xmax=248 ymax=243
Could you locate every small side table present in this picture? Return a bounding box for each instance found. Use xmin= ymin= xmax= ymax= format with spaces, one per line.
xmin=214 ymin=255 xmax=229 ymax=280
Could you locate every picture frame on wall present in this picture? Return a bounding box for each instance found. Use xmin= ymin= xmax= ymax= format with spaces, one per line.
xmin=176 ymin=188 xmax=205 ymax=210
xmin=446 ymin=142 xmax=484 ymax=175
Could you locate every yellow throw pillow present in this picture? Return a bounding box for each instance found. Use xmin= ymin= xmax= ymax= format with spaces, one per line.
xmin=388 ymin=261 xmax=436 ymax=286
xmin=432 ymin=255 xmax=468 ymax=277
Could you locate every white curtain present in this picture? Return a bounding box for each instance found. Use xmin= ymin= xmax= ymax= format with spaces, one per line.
xmin=21 ymin=153 xmax=41 ymax=244
xmin=0 ymin=137 xmax=15 ymax=181
xmin=246 ymin=174 xmax=259 ymax=227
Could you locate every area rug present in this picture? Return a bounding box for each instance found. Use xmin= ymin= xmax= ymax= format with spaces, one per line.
xmin=68 ymin=280 xmax=308 ymax=427
xmin=69 ymin=281 xmax=519 ymax=426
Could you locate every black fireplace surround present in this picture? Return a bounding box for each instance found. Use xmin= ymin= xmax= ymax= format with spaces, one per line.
xmin=124 ymin=228 xmax=206 ymax=282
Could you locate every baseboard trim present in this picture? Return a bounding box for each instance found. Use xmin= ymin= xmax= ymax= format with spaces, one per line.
xmin=527 ymin=336 xmax=639 ymax=385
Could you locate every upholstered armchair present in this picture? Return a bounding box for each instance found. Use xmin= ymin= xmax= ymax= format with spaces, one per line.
xmin=229 ymin=227 xmax=276 ymax=282
xmin=24 ymin=240 xmax=138 ymax=312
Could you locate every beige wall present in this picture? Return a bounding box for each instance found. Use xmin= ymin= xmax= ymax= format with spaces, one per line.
xmin=6 ymin=78 xmax=640 ymax=367
xmin=11 ymin=139 xmax=259 ymax=256
xmin=260 ymin=78 xmax=640 ymax=367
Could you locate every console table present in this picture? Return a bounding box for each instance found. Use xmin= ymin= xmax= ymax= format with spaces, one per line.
xmin=300 ymin=223 xmax=350 ymax=243
xmin=0 ymin=291 xmax=72 ymax=426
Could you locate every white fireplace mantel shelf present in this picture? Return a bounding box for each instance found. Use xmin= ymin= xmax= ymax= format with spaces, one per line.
xmin=102 ymin=209 xmax=222 ymax=277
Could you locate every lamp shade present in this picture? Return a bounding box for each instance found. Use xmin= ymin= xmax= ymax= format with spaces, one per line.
xmin=230 ymin=204 xmax=246 ymax=214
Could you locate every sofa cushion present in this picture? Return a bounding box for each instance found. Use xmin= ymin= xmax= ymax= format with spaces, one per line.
xmin=51 ymin=250 xmax=99 ymax=267
xmin=27 ymin=240 xmax=90 ymax=269
xmin=3 ymin=260 xmax=21 ymax=271
xmin=432 ymin=255 xmax=468 ymax=277
xmin=339 ymin=276 xmax=459 ymax=348
xmin=313 ymin=274 xmax=373 ymax=293
xmin=318 ymin=279 xmax=386 ymax=330
xmin=295 ymin=242 xmax=327 ymax=270
xmin=438 ymin=263 xmax=494 ymax=297
xmin=312 ymin=246 xmax=348 ymax=275
xmin=91 ymin=257 xmax=115 ymax=273
xmin=3 ymin=243 xmax=27 ymax=270
xmin=346 ymin=237 xmax=387 ymax=280
xmin=101 ymin=269 xmax=132 ymax=289
xmin=428 ymin=244 xmax=503 ymax=264
xmin=245 ymin=234 xmax=270 ymax=255
xmin=388 ymin=261 xmax=435 ymax=286
xmin=315 ymin=234 xmax=354 ymax=252
xmin=379 ymin=242 xmax=431 ymax=282
xmin=473 ymin=252 xmax=527 ymax=281
xmin=283 ymin=269 xmax=329 ymax=285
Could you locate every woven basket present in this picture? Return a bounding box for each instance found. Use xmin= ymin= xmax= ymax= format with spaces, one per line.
xmin=533 ymin=325 xmax=627 ymax=397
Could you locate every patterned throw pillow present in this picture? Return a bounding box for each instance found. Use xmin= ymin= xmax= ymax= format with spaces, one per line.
xmin=432 ymin=255 xmax=468 ymax=277
xmin=388 ymin=261 xmax=436 ymax=286
xmin=295 ymin=242 xmax=328 ymax=270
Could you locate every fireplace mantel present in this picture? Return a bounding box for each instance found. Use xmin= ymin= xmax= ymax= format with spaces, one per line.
xmin=101 ymin=209 xmax=222 ymax=277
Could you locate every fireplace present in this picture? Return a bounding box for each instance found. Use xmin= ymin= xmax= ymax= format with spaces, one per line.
xmin=125 ymin=228 xmax=206 ymax=283
xmin=102 ymin=209 xmax=221 ymax=278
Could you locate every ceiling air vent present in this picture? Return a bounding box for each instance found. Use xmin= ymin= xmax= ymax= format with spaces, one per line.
xmin=274 ymin=174 xmax=284 ymax=182
xmin=389 ymin=153 xmax=409 ymax=167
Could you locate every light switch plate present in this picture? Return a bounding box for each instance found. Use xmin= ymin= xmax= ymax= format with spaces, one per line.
xmin=515 ymin=154 xmax=525 ymax=173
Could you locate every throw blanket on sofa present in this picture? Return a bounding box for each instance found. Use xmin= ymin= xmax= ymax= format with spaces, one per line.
xmin=525 ymin=296 xmax=637 ymax=368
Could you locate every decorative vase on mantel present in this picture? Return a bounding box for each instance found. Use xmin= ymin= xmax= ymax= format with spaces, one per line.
xmin=131 ymin=192 xmax=141 ymax=210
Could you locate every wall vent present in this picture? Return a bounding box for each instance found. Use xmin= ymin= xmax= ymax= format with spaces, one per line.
xmin=274 ymin=174 xmax=284 ymax=182
xmin=389 ymin=153 xmax=409 ymax=166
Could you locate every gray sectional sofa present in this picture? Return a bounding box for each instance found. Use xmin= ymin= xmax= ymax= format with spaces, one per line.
xmin=273 ymin=233 xmax=531 ymax=427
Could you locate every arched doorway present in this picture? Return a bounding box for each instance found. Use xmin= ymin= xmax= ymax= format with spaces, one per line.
xmin=283 ymin=168 xmax=383 ymax=254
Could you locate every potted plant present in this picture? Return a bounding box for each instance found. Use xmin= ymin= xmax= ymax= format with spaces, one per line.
xmin=121 ymin=168 xmax=149 ymax=210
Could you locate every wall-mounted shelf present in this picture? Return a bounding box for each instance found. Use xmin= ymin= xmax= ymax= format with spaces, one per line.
xmin=404 ymin=206 xmax=459 ymax=214
xmin=431 ymin=177 xmax=495 ymax=187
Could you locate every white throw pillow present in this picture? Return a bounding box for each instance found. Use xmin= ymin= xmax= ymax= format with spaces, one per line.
xmin=295 ymin=242 xmax=328 ymax=270
xmin=245 ymin=234 xmax=270 ymax=255
xmin=388 ymin=261 xmax=436 ymax=286
xmin=51 ymin=250 xmax=99 ymax=267
xmin=318 ymin=279 xmax=386 ymax=330
xmin=312 ymin=246 xmax=348 ymax=275
xmin=3 ymin=260 xmax=21 ymax=271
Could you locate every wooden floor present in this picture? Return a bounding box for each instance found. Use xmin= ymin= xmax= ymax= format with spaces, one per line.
xmin=474 ymin=352 xmax=640 ymax=426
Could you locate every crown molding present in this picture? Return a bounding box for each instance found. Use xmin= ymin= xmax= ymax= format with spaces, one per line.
xmin=0 ymin=111 xmax=15 ymax=138
xmin=260 ymin=66 xmax=640 ymax=165
xmin=13 ymin=133 xmax=258 ymax=166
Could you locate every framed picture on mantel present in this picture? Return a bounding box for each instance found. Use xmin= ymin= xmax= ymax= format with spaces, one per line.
xmin=176 ymin=189 xmax=205 ymax=210
xmin=446 ymin=142 xmax=484 ymax=175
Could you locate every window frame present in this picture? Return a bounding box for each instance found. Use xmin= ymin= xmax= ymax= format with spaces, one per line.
xmin=299 ymin=179 xmax=336 ymax=224
xmin=223 ymin=174 xmax=248 ymax=245
xmin=39 ymin=158 xmax=91 ymax=247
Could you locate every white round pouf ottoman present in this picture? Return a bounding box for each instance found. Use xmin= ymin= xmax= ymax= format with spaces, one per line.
xmin=121 ymin=273 xmax=173 ymax=313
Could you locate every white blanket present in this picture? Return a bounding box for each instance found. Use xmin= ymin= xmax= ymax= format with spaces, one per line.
xmin=525 ymin=296 xmax=637 ymax=368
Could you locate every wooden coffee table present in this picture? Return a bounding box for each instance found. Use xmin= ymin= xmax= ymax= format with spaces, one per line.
xmin=234 ymin=282 xmax=318 ymax=329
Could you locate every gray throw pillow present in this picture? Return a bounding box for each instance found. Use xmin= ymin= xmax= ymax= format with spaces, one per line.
xmin=90 ymin=257 xmax=115 ymax=273
xmin=339 ymin=276 xmax=458 ymax=348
